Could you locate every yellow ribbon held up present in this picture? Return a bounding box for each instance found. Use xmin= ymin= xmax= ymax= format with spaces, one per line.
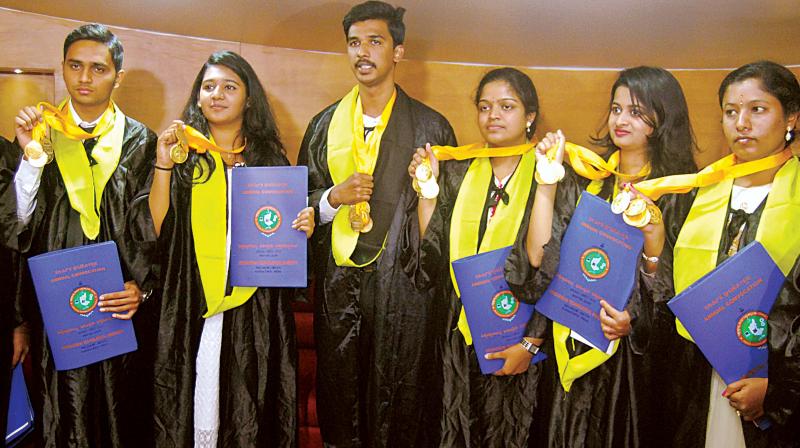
xmin=32 ymin=101 xmax=116 ymax=143
xmin=181 ymin=125 xmax=246 ymax=156
xmin=431 ymin=142 xmax=535 ymax=160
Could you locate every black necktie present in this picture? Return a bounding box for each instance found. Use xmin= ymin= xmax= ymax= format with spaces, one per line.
xmin=80 ymin=124 xmax=98 ymax=166
xmin=725 ymin=209 xmax=750 ymax=255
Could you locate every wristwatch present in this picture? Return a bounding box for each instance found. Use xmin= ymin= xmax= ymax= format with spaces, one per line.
xmin=519 ymin=338 xmax=540 ymax=355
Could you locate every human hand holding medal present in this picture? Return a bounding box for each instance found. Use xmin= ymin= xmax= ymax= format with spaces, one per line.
xmin=612 ymin=184 xmax=663 ymax=229
xmin=409 ymin=143 xmax=440 ymax=199
xmin=15 ymin=105 xmax=53 ymax=167
xmin=534 ymin=130 xmax=566 ymax=185
xmin=169 ymin=123 xmax=189 ymax=164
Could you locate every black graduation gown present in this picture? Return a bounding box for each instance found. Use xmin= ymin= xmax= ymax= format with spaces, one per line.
xmin=137 ymin=150 xmax=298 ymax=447
xmin=0 ymin=118 xmax=158 ymax=448
xmin=531 ymin=173 xmax=694 ymax=448
xmin=298 ymin=86 xmax=457 ymax=448
xmin=652 ymin=189 xmax=800 ymax=448
xmin=0 ymin=135 xmax=22 ymax=437
xmin=403 ymin=155 xmax=548 ymax=448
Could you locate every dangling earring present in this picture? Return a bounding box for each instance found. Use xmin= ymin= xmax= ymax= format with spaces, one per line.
xmin=526 ymin=121 xmax=532 ymax=135
xmin=786 ymin=127 xmax=793 ymax=142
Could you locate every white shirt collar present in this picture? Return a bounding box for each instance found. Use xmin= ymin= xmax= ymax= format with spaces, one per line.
xmin=68 ymin=99 xmax=104 ymax=128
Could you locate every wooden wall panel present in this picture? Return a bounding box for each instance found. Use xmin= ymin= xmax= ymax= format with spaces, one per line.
xmin=1 ymin=8 xmax=797 ymax=166
xmin=0 ymin=72 xmax=55 ymax=140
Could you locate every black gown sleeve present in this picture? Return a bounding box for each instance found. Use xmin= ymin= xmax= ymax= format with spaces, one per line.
xmin=762 ymin=256 xmax=800 ymax=433
xmin=120 ymin=123 xmax=159 ymax=291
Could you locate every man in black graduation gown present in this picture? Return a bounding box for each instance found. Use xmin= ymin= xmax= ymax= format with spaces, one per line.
xmin=1 ymin=24 xmax=157 ymax=447
xmin=297 ymin=2 xmax=456 ymax=446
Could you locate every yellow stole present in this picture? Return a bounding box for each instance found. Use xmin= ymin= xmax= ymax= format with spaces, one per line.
xmin=48 ymin=100 xmax=123 ymax=240
xmin=191 ymin=150 xmax=256 ymax=317
xmin=552 ymin=182 xmax=622 ymax=392
xmin=449 ymin=150 xmax=536 ymax=345
xmin=327 ymin=85 xmax=397 ymax=267
xmin=673 ymin=156 xmax=800 ymax=341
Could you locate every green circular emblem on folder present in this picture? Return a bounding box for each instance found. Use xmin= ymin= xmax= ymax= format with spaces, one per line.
xmin=737 ymin=311 xmax=768 ymax=347
xmin=580 ymin=248 xmax=610 ymax=280
xmin=492 ymin=290 xmax=519 ymax=319
xmin=70 ymin=286 xmax=99 ymax=315
xmin=254 ymin=206 xmax=281 ymax=235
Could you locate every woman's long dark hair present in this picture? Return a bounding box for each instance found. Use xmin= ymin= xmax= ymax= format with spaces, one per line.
xmin=592 ymin=66 xmax=697 ymax=180
xmin=174 ymin=50 xmax=285 ymax=186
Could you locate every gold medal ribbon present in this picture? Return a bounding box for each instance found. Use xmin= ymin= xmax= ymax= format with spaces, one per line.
xmin=431 ymin=142 xmax=535 ymax=160
xmin=181 ymin=125 xmax=245 ymax=156
xmin=560 ymin=146 xmax=651 ymax=182
xmin=449 ymin=150 xmax=536 ymax=345
xmin=31 ymin=101 xmax=115 ymax=143
xmin=327 ymin=85 xmax=395 ymax=267
xmin=673 ymin=155 xmax=800 ymax=342
xmin=190 ymin=149 xmax=257 ymax=317
xmin=634 ymin=148 xmax=792 ymax=201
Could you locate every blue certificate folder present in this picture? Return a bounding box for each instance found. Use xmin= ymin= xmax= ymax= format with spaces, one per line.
xmin=5 ymin=364 xmax=33 ymax=447
xmin=668 ymin=241 xmax=784 ymax=385
xmin=27 ymin=241 xmax=138 ymax=371
xmin=230 ymin=166 xmax=308 ymax=288
xmin=535 ymin=192 xmax=644 ymax=351
xmin=452 ymin=246 xmax=547 ymax=375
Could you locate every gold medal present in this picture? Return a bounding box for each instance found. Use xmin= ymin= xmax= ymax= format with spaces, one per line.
xmin=646 ymin=203 xmax=662 ymax=225
xmin=415 ymin=162 xmax=432 ymax=182
xmin=623 ymin=209 xmax=651 ymax=228
xmin=361 ymin=217 xmax=373 ymax=233
xmin=24 ymin=140 xmax=48 ymax=168
xmin=419 ymin=179 xmax=439 ymax=199
xmin=535 ymin=160 xmax=565 ymax=185
xmin=611 ymin=190 xmax=632 ymax=214
xmin=624 ymin=198 xmax=647 ymax=217
xmin=170 ymin=144 xmax=189 ymax=164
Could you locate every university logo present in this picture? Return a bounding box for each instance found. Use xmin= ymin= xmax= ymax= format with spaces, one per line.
xmin=254 ymin=206 xmax=281 ymax=236
xmin=70 ymin=286 xmax=98 ymax=316
xmin=580 ymin=248 xmax=610 ymax=280
xmin=491 ymin=290 xmax=519 ymax=321
xmin=736 ymin=311 xmax=768 ymax=347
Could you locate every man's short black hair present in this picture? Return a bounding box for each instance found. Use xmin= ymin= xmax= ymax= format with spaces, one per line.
xmin=342 ymin=1 xmax=406 ymax=47
xmin=63 ymin=23 xmax=124 ymax=71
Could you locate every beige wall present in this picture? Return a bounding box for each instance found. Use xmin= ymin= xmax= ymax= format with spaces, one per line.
xmin=1 ymin=8 xmax=798 ymax=168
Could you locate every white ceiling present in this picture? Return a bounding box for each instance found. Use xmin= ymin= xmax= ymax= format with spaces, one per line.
xmin=1 ymin=0 xmax=798 ymax=69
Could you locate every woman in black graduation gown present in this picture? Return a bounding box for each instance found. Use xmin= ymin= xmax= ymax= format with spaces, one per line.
xmin=143 ymin=51 xmax=313 ymax=447
xmin=655 ymin=61 xmax=800 ymax=448
xmin=526 ymin=67 xmax=697 ymax=447
xmin=405 ymin=68 xmax=547 ymax=448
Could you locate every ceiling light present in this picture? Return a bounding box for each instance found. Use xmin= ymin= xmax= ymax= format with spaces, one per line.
xmin=13 ymin=68 xmax=23 ymax=74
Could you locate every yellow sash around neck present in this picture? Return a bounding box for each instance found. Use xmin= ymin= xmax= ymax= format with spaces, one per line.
xmin=48 ymin=99 xmax=123 ymax=240
xmin=449 ymin=150 xmax=536 ymax=345
xmin=552 ymin=183 xmax=622 ymax=392
xmin=327 ymin=85 xmax=396 ymax=267
xmin=191 ymin=149 xmax=256 ymax=317
xmin=673 ymin=156 xmax=800 ymax=342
